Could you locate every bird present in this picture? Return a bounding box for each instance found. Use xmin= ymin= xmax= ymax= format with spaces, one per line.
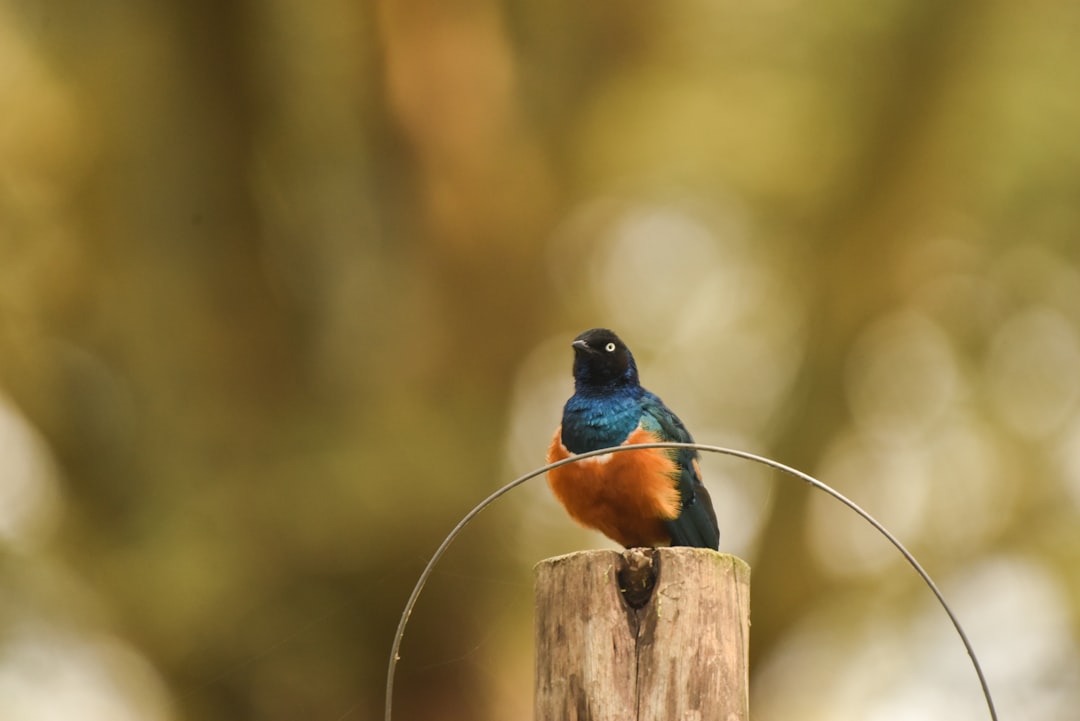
xmin=546 ymin=328 xmax=719 ymax=549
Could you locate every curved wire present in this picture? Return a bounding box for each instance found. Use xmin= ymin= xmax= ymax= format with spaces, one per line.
xmin=384 ymin=442 xmax=998 ymax=721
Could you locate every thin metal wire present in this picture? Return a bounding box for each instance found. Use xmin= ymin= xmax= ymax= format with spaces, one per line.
xmin=384 ymin=442 xmax=998 ymax=721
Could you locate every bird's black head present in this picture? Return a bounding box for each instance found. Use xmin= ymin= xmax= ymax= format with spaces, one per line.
xmin=570 ymin=328 xmax=640 ymax=392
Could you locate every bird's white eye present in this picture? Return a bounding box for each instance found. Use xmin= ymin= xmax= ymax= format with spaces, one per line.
xmin=605 ymin=342 xmax=616 ymax=352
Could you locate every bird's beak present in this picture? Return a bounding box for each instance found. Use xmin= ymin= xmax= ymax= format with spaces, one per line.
xmin=571 ymin=339 xmax=589 ymax=352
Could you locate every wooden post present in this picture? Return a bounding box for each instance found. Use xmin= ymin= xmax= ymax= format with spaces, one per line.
xmin=534 ymin=547 xmax=750 ymax=721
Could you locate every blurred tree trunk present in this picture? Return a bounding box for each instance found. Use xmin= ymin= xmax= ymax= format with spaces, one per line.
xmin=752 ymin=0 xmax=978 ymax=667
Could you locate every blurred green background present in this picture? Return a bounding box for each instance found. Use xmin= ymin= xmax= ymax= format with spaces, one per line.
xmin=2 ymin=1 xmax=1079 ymax=719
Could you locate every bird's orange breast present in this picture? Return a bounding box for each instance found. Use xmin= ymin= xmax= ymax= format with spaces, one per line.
xmin=546 ymin=425 xmax=682 ymax=548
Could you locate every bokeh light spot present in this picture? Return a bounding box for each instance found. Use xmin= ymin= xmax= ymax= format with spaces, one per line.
xmin=985 ymin=306 xmax=1080 ymax=439
xmin=845 ymin=311 xmax=960 ymax=442
xmin=0 ymin=393 xmax=60 ymax=550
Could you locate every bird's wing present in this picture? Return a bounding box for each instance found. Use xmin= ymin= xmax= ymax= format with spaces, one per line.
xmin=639 ymin=393 xmax=720 ymax=550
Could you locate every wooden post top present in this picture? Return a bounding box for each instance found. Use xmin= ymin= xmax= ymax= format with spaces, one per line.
xmin=534 ymin=547 xmax=750 ymax=721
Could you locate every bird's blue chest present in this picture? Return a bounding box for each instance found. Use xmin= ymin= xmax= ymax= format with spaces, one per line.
xmin=560 ymin=392 xmax=643 ymax=453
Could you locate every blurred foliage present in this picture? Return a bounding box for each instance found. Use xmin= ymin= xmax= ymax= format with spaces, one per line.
xmin=1 ymin=0 xmax=1079 ymax=720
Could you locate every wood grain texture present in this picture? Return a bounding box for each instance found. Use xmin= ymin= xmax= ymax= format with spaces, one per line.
xmin=535 ymin=548 xmax=750 ymax=721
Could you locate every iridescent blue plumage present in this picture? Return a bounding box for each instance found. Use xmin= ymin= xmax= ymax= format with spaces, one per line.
xmin=551 ymin=328 xmax=720 ymax=549
xmin=561 ymin=387 xmax=644 ymax=454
